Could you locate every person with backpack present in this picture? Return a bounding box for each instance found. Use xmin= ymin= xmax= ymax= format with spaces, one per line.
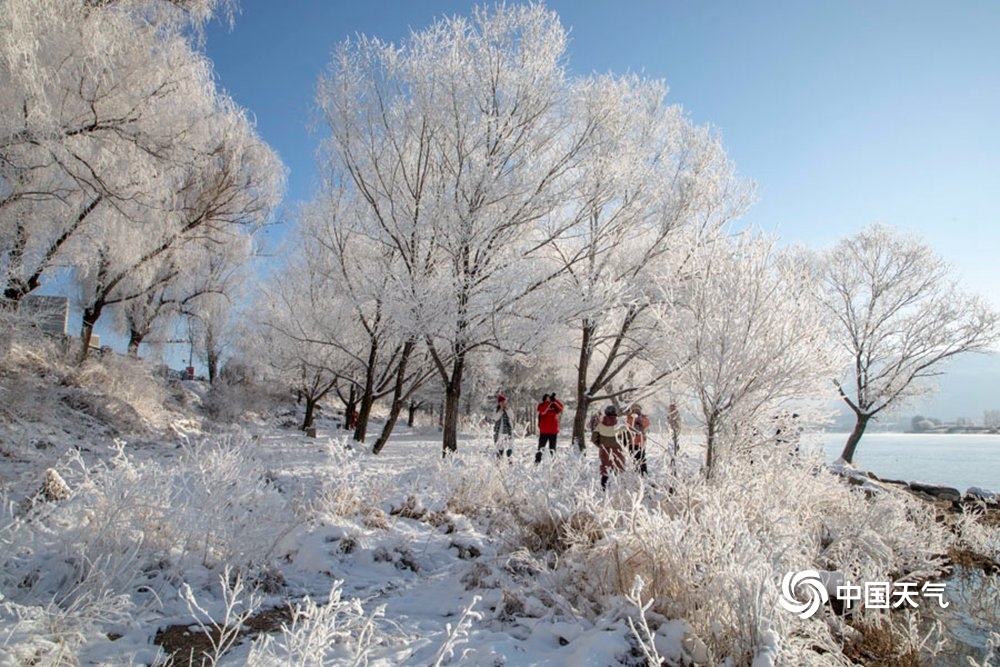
xmin=535 ymin=392 xmax=564 ymax=463
xmin=625 ymin=403 xmax=651 ymax=475
xmin=494 ymin=393 xmax=513 ymax=459
xmin=594 ymin=404 xmax=627 ymax=489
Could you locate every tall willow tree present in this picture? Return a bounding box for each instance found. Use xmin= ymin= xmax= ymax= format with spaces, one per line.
xmin=317 ymin=4 xmax=589 ymax=455
xmin=1 ymin=0 xmax=281 ymax=362
xmin=662 ymin=232 xmax=835 ymax=477
xmin=545 ymin=74 xmax=753 ymax=449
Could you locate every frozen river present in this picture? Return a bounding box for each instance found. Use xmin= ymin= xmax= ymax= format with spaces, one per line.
xmin=813 ymin=431 xmax=1000 ymax=493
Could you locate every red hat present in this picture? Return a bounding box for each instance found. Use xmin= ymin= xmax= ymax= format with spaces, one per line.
xmin=497 ymin=393 xmax=506 ymax=403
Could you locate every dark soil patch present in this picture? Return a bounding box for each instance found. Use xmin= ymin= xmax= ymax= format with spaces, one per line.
xmin=154 ymin=605 xmax=293 ymax=666
xmin=945 ymin=547 xmax=1000 ymax=576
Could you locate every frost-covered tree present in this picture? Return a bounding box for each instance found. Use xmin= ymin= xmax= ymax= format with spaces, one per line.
xmin=116 ymin=253 xmax=184 ymax=357
xmin=296 ymin=192 xmax=434 ymax=448
xmin=815 ymin=224 xmax=1000 ymax=463
xmin=254 ymin=256 xmax=358 ymax=432
xmin=256 ymin=192 xmax=430 ymax=434
xmin=547 ymin=74 xmax=752 ymax=449
xmin=116 ymin=233 xmax=250 ymax=358
xmin=317 ymin=4 xmax=588 ymax=455
xmin=0 ymin=0 xmax=280 ymax=366
xmin=185 ymin=287 xmax=242 ymax=384
xmin=71 ymin=102 xmax=281 ymax=362
xmin=662 ymin=232 xmax=835 ymax=477
xmin=1 ymin=0 xmax=233 ymax=307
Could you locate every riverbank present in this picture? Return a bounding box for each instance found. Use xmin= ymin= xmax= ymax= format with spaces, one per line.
xmin=814 ymin=431 xmax=1000 ymax=495
xmin=830 ymin=460 xmax=999 ymax=563
xmin=825 ymin=458 xmax=1000 ymax=666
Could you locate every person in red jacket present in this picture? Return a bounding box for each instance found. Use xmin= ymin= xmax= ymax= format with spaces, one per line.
xmin=534 ymin=392 xmax=564 ymax=463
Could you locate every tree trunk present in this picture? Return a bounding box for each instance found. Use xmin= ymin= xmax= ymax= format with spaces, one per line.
xmin=206 ymin=353 xmax=219 ymax=383
xmin=407 ymin=401 xmax=417 ymax=427
xmin=2 ymin=223 xmax=29 ymax=308
xmin=301 ymin=395 xmax=319 ymax=431
xmin=127 ymin=329 xmax=144 ymax=357
xmin=372 ymin=341 xmax=414 ymax=455
xmin=372 ymin=407 xmax=398 ymax=455
xmin=77 ymin=303 xmax=104 ymax=364
xmin=78 ymin=249 xmax=113 ymax=364
xmin=704 ymin=416 xmax=717 ymax=480
xmin=441 ymin=352 xmax=466 ymax=456
xmin=571 ymin=397 xmax=591 ymax=453
xmin=343 ymin=383 xmax=358 ymax=430
xmin=1 ymin=283 xmax=25 ymax=310
xmin=354 ymin=400 xmax=371 ymax=442
xmin=571 ymin=323 xmax=595 ymax=451
xmin=354 ymin=338 xmax=379 ymax=444
xmin=205 ymin=329 xmax=220 ymax=383
xmin=839 ymin=412 xmax=870 ymax=464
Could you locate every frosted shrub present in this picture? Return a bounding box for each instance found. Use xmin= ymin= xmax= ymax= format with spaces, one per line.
xmin=247 ymin=581 xmax=386 ymax=666
xmin=0 ymin=435 xmax=296 ymax=615
xmin=0 ymin=481 xmax=139 ymax=663
xmin=431 ymin=595 xmax=482 ymax=666
xmin=432 ymin=448 xmax=515 ymax=518
xmin=143 ymin=434 xmax=299 ymax=569
xmin=309 ymin=437 xmax=377 ymax=520
xmin=61 ymin=437 xmax=283 ymax=571
xmin=73 ymin=354 xmax=169 ymax=430
xmin=969 ymin=630 xmax=1000 ymax=667
xmin=420 ymin=437 xmax=957 ymax=665
xmin=949 ymin=505 xmax=1000 ymax=561
xmin=433 ymin=446 xmax=601 ymax=549
xmin=568 ymin=483 xmax=788 ymax=663
xmin=0 ymin=435 xmax=303 ymax=664
xmin=201 ymin=366 xmax=280 ymax=424
xmin=499 ymin=454 xmax=604 ymax=554
xmin=180 ymin=567 xmax=263 ymax=667
xmin=202 ymin=377 xmax=252 ymax=423
xmin=0 ymin=327 xmax=71 ymax=373
xmin=816 ymin=483 xmax=948 ymax=580
xmin=1 ymin=453 xmax=145 ymax=607
xmin=0 ymin=582 xmax=134 ymax=664
xmin=548 ymin=451 xmax=952 ymax=664
xmin=625 ymin=576 xmax=667 ymax=666
xmin=0 ymin=339 xmax=73 ymax=427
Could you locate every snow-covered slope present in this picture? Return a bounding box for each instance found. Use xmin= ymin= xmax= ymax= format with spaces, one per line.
xmin=1 ymin=344 xmax=996 ymax=666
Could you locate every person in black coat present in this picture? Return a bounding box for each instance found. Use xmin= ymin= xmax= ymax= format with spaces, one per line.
xmin=494 ymin=393 xmax=513 ymax=458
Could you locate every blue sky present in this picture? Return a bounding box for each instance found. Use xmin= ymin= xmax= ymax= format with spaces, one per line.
xmin=204 ymin=0 xmax=999 ymax=308
xmin=201 ymin=0 xmax=1000 ymax=420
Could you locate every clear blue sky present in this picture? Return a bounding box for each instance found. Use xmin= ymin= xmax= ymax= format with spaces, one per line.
xmin=202 ymin=0 xmax=1000 ymax=420
xmin=203 ymin=0 xmax=1000 ymax=308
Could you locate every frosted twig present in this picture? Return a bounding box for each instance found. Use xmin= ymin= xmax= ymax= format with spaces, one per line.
xmin=626 ymin=575 xmax=664 ymax=666
xmin=431 ymin=595 xmax=482 ymax=667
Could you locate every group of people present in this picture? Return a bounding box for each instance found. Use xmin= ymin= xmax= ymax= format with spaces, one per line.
xmin=591 ymin=403 xmax=650 ymax=488
xmin=492 ymin=392 xmax=653 ymax=489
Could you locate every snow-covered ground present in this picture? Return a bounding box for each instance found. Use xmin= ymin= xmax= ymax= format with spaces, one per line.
xmin=1 ymin=346 xmax=998 ymax=666
xmin=1 ymin=404 xmax=693 ymax=665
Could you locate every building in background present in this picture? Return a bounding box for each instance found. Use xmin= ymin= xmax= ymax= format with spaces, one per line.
xmin=20 ymin=295 xmax=69 ymax=336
